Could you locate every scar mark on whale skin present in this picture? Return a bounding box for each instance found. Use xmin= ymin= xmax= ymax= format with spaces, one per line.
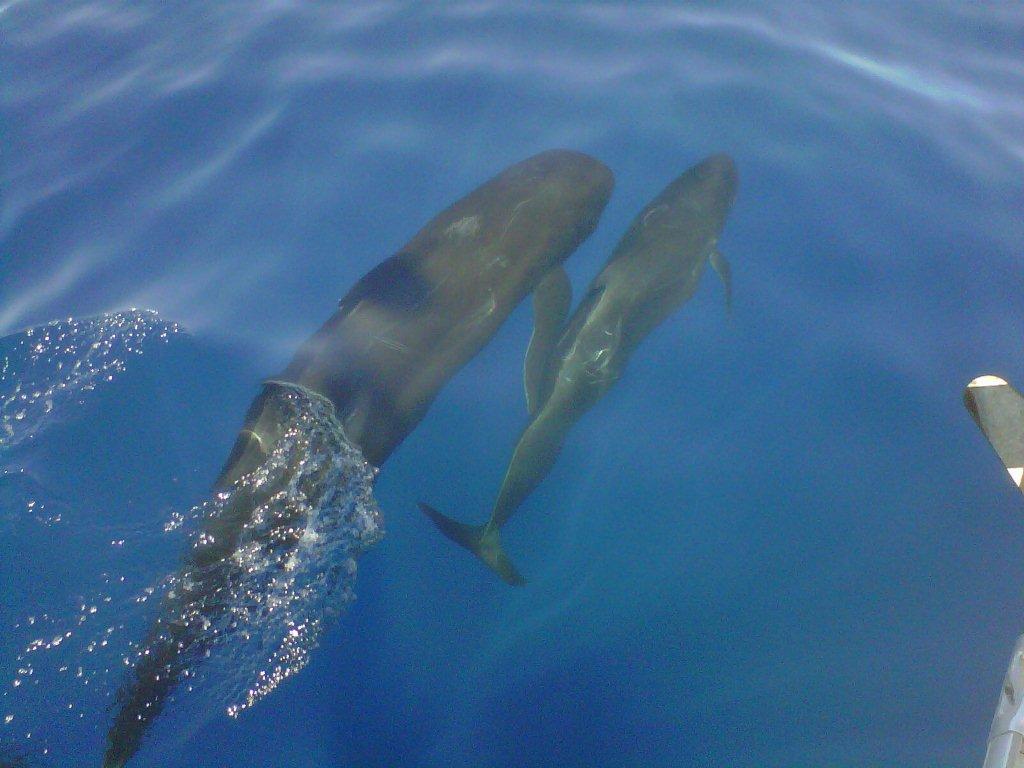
xmin=374 ymin=336 xmax=410 ymax=354
xmin=445 ymin=215 xmax=482 ymax=239
xmin=501 ymin=197 xmax=535 ymax=242
xmin=642 ymin=204 xmax=668 ymax=227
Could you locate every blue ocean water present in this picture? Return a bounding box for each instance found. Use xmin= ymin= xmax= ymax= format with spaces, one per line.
xmin=2 ymin=2 xmax=1023 ymax=766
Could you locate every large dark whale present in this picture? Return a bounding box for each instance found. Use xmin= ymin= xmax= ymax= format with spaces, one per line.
xmin=102 ymin=150 xmax=613 ymax=767
xmin=420 ymin=154 xmax=737 ymax=585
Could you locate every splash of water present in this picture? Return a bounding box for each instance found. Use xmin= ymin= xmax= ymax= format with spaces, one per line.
xmin=1 ymin=309 xmax=185 ymax=763
xmin=0 ymin=309 xmax=182 ymax=450
xmin=140 ymin=381 xmax=383 ymax=719
xmin=1 ymin=314 xmax=383 ymax=763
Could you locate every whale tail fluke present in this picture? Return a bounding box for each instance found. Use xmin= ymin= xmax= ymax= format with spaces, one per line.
xmin=418 ymin=503 xmax=525 ymax=586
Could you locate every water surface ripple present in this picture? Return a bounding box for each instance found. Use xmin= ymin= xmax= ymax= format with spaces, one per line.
xmin=2 ymin=2 xmax=1023 ymax=767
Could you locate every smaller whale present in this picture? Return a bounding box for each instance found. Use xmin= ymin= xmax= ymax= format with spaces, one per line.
xmin=964 ymin=374 xmax=1024 ymax=493
xmin=421 ymin=154 xmax=737 ymax=584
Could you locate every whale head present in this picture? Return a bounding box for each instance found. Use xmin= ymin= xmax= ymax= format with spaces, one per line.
xmin=688 ymin=152 xmax=738 ymax=213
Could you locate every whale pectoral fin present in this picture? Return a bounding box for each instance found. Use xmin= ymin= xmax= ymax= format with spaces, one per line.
xmin=964 ymin=375 xmax=1024 ymax=493
xmin=418 ymin=503 xmax=526 ymax=586
xmin=525 ymin=266 xmax=571 ymax=414
xmin=214 ymin=428 xmax=268 ymax=489
xmin=710 ymin=248 xmax=732 ymax=314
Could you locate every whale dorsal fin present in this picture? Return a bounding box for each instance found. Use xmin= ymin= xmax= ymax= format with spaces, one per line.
xmin=710 ymin=248 xmax=732 ymax=314
xmin=214 ymin=429 xmax=268 ymax=489
xmin=524 ymin=266 xmax=571 ymax=414
xmin=964 ymin=375 xmax=1024 ymax=493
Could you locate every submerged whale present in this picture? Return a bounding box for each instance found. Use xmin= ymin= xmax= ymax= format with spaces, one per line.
xmin=420 ymin=154 xmax=737 ymax=585
xmin=102 ymin=150 xmax=613 ymax=767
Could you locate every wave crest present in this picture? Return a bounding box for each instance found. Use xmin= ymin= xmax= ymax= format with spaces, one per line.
xmin=0 ymin=309 xmax=181 ymax=450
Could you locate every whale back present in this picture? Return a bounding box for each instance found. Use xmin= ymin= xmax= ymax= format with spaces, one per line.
xmin=280 ymin=150 xmax=613 ymax=466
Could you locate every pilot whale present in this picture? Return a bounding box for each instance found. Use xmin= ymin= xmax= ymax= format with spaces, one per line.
xmin=102 ymin=150 xmax=613 ymax=767
xmin=420 ymin=154 xmax=737 ymax=585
